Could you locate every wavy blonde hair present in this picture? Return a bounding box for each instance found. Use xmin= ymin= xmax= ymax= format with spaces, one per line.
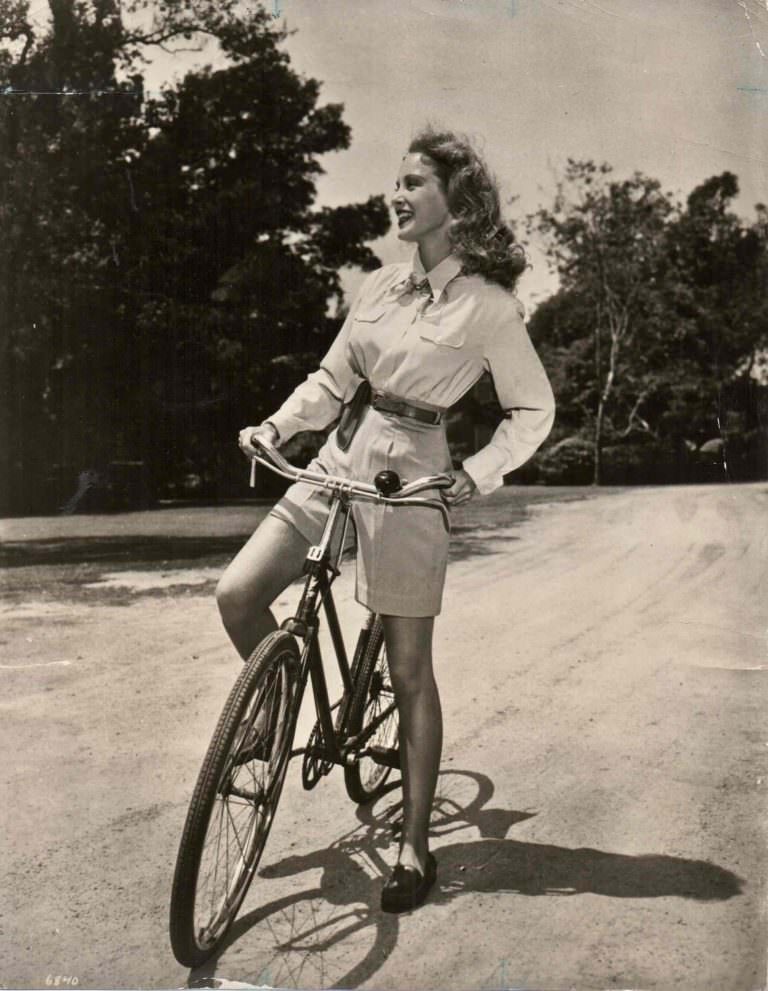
xmin=408 ymin=126 xmax=526 ymax=291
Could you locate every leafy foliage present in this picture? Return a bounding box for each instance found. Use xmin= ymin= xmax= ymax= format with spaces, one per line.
xmin=528 ymin=161 xmax=768 ymax=484
xmin=0 ymin=0 xmax=389 ymax=512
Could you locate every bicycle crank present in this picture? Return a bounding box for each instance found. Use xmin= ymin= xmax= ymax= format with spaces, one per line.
xmin=301 ymin=721 xmax=334 ymax=789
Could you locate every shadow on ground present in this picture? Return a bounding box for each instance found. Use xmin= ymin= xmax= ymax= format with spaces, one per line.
xmin=0 ymin=536 xmax=244 ymax=568
xmin=2 ymin=488 xmax=598 ymax=570
xmin=184 ymin=768 xmax=742 ymax=991
xmin=447 ymin=524 xmax=520 ymax=561
xmin=1 ymin=529 xmax=517 ymax=568
xmin=1 ymin=489 xmax=605 ymax=606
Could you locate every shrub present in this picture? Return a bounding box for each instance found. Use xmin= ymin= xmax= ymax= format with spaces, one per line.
xmin=536 ymin=436 xmax=594 ymax=485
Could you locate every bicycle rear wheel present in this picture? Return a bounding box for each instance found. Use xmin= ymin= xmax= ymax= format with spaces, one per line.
xmin=169 ymin=631 xmax=301 ymax=968
xmin=344 ymin=616 xmax=400 ymax=804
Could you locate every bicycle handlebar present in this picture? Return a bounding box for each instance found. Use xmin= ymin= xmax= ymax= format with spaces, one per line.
xmin=248 ymin=435 xmax=453 ymax=530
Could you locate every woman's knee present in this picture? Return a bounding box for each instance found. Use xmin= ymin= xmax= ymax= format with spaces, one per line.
xmin=216 ymin=556 xmax=275 ymax=619
xmin=215 ymin=569 xmax=259 ymax=623
xmin=383 ymin=615 xmax=436 ymax=698
xmin=216 ymin=515 xmax=307 ymax=623
xmin=389 ymin=662 xmax=435 ymax=701
xmin=386 ymin=644 xmax=436 ymax=699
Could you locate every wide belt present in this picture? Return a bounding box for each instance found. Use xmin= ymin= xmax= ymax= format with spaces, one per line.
xmin=371 ymin=391 xmax=443 ymax=425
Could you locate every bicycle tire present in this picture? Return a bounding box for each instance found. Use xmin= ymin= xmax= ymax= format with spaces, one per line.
xmin=169 ymin=631 xmax=301 ymax=968
xmin=344 ymin=616 xmax=400 ymax=804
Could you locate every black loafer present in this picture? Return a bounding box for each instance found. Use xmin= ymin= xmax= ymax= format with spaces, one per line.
xmin=381 ymin=853 xmax=437 ymax=913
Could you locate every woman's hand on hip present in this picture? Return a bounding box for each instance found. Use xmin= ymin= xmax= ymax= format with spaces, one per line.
xmin=238 ymin=422 xmax=279 ymax=458
xmin=443 ymin=468 xmax=477 ymax=507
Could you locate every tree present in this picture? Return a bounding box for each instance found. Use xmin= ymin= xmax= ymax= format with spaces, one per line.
xmin=529 ymin=164 xmax=768 ymax=484
xmin=0 ymin=0 xmax=389 ymax=513
xmin=529 ymin=160 xmax=674 ymax=483
xmin=664 ymin=174 xmax=768 ymax=408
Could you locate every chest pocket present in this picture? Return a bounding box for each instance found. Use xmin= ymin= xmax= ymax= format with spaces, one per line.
xmin=417 ymin=314 xmax=467 ymax=350
xmin=354 ymin=306 xmax=386 ymax=323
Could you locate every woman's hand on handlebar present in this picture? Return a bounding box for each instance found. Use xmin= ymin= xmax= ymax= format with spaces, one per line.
xmin=443 ymin=467 xmax=477 ymax=507
xmin=238 ymin=422 xmax=278 ymax=458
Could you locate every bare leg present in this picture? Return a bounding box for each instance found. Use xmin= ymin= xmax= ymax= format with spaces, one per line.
xmin=216 ymin=514 xmax=310 ymax=660
xmin=381 ymin=614 xmax=442 ymax=876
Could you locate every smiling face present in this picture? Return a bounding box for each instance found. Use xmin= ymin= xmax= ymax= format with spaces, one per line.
xmin=391 ymin=153 xmax=453 ymax=246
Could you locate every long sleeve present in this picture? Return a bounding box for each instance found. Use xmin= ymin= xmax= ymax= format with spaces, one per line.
xmin=266 ymin=275 xmax=373 ymax=444
xmin=462 ymin=300 xmax=555 ymax=495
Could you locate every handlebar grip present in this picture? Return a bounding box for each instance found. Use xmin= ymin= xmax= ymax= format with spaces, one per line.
xmin=433 ymin=475 xmax=455 ymax=489
xmin=249 ymin=431 xmax=272 ymax=451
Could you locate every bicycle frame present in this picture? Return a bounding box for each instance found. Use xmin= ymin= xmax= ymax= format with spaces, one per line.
xmin=169 ymin=440 xmax=453 ymax=967
xmin=248 ymin=437 xmax=452 ymax=782
xmin=276 ymin=487 xmax=381 ymax=779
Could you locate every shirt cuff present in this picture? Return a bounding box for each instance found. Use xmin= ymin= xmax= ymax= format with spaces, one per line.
xmin=461 ymin=445 xmax=509 ymax=495
xmin=264 ymin=411 xmax=310 ymax=446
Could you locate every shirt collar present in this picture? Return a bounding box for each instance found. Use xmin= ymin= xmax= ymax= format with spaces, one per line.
xmin=410 ymin=250 xmax=463 ymax=304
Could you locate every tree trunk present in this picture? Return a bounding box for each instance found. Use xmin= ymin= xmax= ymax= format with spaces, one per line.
xmin=593 ymin=324 xmax=620 ymax=487
xmin=593 ymin=397 xmax=604 ymax=486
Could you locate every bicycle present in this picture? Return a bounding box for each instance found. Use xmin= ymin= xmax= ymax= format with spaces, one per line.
xmin=169 ymin=436 xmax=452 ymax=968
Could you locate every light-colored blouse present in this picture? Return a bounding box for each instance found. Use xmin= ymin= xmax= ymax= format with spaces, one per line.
xmin=267 ymin=251 xmax=555 ymax=494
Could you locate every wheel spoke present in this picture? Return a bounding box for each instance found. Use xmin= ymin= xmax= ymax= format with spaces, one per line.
xmin=171 ymin=633 xmax=301 ymax=967
xmin=224 ymin=797 xmax=251 ymax=862
xmin=204 ymin=798 xmax=227 ymax=930
xmin=344 ymin=618 xmax=400 ymax=804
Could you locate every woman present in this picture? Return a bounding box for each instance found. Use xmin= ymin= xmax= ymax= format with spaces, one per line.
xmin=218 ymin=127 xmax=555 ymax=912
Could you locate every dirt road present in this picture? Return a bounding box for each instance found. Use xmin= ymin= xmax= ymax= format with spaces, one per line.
xmin=2 ymin=484 xmax=767 ymax=990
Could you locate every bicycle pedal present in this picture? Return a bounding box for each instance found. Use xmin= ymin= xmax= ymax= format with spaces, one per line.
xmin=236 ymin=728 xmax=272 ymax=764
xmin=237 ymin=742 xmax=271 ymax=763
xmin=301 ymin=722 xmax=334 ymax=789
xmin=366 ymin=745 xmax=400 ymax=770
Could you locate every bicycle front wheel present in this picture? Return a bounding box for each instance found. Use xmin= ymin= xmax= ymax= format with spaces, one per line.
xmin=344 ymin=616 xmax=400 ymax=804
xmin=170 ymin=631 xmax=301 ymax=968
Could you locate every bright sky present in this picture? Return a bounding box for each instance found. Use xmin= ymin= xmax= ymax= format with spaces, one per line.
xmin=150 ymin=0 xmax=768 ymax=311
